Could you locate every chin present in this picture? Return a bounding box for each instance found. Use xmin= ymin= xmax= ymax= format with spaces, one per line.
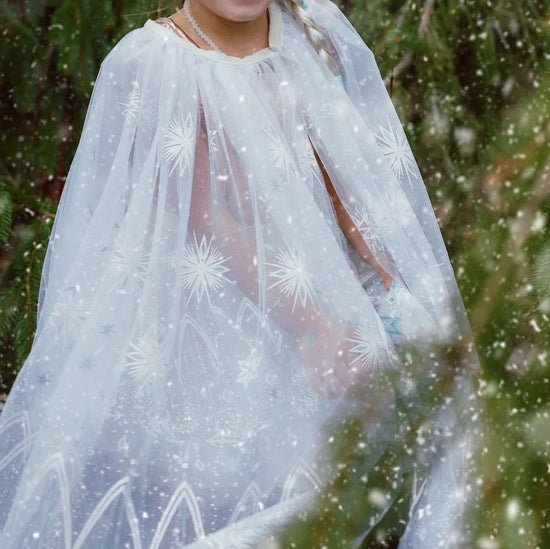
xmin=204 ymin=0 xmax=273 ymax=22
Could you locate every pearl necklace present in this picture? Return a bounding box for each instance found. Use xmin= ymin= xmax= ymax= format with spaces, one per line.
xmin=182 ymin=0 xmax=270 ymax=56
xmin=182 ymin=0 xmax=222 ymax=53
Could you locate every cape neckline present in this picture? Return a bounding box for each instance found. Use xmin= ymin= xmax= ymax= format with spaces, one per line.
xmin=146 ymin=0 xmax=283 ymax=65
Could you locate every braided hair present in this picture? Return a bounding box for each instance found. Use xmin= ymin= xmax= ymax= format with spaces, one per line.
xmin=280 ymin=0 xmax=341 ymax=75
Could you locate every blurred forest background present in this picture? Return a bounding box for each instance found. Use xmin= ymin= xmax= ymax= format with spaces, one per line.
xmin=0 ymin=0 xmax=549 ymax=547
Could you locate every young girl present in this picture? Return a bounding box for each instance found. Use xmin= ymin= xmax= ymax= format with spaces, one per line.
xmin=0 ymin=0 xmax=481 ymax=547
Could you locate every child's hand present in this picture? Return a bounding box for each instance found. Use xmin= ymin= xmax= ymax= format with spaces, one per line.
xmin=375 ymin=265 xmax=394 ymax=291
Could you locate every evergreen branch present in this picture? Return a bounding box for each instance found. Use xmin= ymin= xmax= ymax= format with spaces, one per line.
xmin=0 ymin=285 xmax=22 ymax=343
xmin=55 ymin=119 xmax=72 ymax=204
xmin=0 ymin=2 xmax=38 ymax=44
xmin=23 ymin=215 xmax=48 ymax=345
xmin=0 ymin=182 xmax=14 ymax=244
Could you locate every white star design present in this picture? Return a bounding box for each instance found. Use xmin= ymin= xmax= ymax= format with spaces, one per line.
xmin=262 ymin=124 xmax=298 ymax=182
xmin=374 ymin=117 xmax=418 ymax=187
xmin=236 ymin=347 xmax=262 ymax=388
xmin=119 ymin=83 xmax=140 ymax=125
xmin=345 ymin=322 xmax=395 ymax=371
xmin=179 ymin=231 xmax=233 ymax=305
xmin=121 ymin=323 xmax=170 ymax=394
xmin=106 ymin=236 xmax=150 ymax=291
xmin=266 ymin=240 xmax=316 ymax=313
xmin=164 ymin=107 xmax=195 ymax=176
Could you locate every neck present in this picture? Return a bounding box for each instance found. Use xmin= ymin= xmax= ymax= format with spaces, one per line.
xmin=187 ymin=0 xmax=270 ymax=52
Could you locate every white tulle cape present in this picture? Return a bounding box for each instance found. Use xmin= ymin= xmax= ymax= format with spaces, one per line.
xmin=0 ymin=1 xmax=482 ymax=547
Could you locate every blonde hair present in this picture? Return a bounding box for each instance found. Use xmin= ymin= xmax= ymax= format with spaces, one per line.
xmin=280 ymin=0 xmax=340 ymax=74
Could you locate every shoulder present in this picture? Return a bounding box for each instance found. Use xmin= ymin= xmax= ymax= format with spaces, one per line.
xmin=100 ymin=20 xmax=174 ymax=71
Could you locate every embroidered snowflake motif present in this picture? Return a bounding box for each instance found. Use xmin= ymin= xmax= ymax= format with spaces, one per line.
xmin=49 ymin=286 xmax=90 ymax=340
xmin=37 ymin=372 xmax=52 ymax=385
xmin=142 ymin=410 xmax=175 ymax=443
xmin=288 ymin=370 xmax=320 ymax=416
xmin=374 ymin=118 xmax=418 ymax=187
xmin=345 ymin=322 xmax=395 ymax=371
xmin=164 ymin=107 xmax=195 ymax=176
xmin=80 ymin=356 xmax=95 ymax=369
xmin=119 ymin=83 xmax=140 ymax=125
xmin=266 ymin=241 xmax=316 ymax=313
xmin=348 ymin=199 xmax=386 ymax=253
xmin=99 ymin=323 xmax=116 ymax=335
xmin=106 ymin=237 xmax=150 ymax=291
xmin=179 ymin=231 xmax=233 ymax=305
xmin=262 ymin=124 xmax=298 ymax=181
xmin=121 ymin=323 xmax=170 ymax=393
xmin=236 ymin=347 xmax=262 ymax=388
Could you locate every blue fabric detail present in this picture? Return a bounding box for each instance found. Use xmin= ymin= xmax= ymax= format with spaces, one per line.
xmin=380 ymin=315 xmax=403 ymax=336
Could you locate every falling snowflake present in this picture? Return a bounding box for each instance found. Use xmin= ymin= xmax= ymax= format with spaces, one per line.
xmin=266 ymin=240 xmax=316 ymax=313
xmin=374 ymin=117 xmax=418 ymax=187
xmin=164 ymin=107 xmax=195 ymax=176
xmin=236 ymin=347 xmax=262 ymax=388
xmin=121 ymin=323 xmax=170 ymax=394
xmin=345 ymin=322 xmax=395 ymax=371
xmin=179 ymin=231 xmax=233 ymax=305
xmin=106 ymin=237 xmax=150 ymax=291
xmin=348 ymin=200 xmax=387 ymax=254
xmin=119 ymin=84 xmax=141 ymax=125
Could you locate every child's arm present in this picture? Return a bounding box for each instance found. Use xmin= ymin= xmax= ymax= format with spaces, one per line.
xmin=310 ymin=144 xmax=394 ymax=291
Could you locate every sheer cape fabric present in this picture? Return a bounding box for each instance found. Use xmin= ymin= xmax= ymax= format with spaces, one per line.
xmin=0 ymin=1 xmax=482 ymax=547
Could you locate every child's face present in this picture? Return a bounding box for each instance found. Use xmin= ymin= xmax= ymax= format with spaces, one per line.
xmin=196 ymin=0 xmax=273 ymax=23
